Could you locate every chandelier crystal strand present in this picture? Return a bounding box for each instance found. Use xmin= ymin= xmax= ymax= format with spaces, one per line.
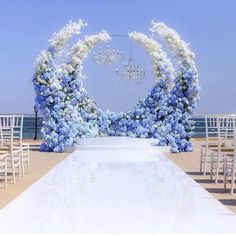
xmin=92 ymin=35 xmax=145 ymax=84
xmin=119 ymin=38 xmax=145 ymax=84
xmin=92 ymin=44 xmax=123 ymax=64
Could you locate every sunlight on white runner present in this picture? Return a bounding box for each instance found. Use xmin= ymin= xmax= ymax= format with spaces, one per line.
xmin=0 ymin=137 xmax=236 ymax=233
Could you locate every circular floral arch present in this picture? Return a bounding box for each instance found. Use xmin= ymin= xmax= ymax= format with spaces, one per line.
xmin=33 ymin=19 xmax=200 ymax=153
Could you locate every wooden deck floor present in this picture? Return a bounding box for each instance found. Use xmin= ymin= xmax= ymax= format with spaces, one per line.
xmin=0 ymin=141 xmax=68 ymax=208
xmin=166 ymin=140 xmax=236 ymax=214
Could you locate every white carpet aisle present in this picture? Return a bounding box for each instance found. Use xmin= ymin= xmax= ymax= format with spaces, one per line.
xmin=0 ymin=137 xmax=236 ymax=233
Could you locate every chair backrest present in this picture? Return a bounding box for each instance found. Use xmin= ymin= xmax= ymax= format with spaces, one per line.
xmin=0 ymin=115 xmax=24 ymax=149
xmin=205 ymin=115 xmax=218 ymax=143
xmin=231 ymin=123 xmax=236 ymax=169
xmin=217 ymin=115 xmax=236 ymax=145
xmin=0 ymin=115 xmax=14 ymax=147
xmin=204 ymin=115 xmax=235 ymax=156
xmin=0 ymin=115 xmax=13 ymax=128
xmin=225 ymin=115 xmax=236 ymax=139
xmin=12 ymin=115 xmax=24 ymax=144
xmin=223 ymin=117 xmax=236 ymax=175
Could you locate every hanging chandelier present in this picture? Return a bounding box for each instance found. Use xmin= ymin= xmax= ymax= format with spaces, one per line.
xmin=115 ymin=60 xmax=145 ymax=83
xmin=92 ymin=44 xmax=123 ymax=65
xmin=92 ymin=35 xmax=145 ymax=83
xmin=115 ymin=38 xmax=145 ymax=84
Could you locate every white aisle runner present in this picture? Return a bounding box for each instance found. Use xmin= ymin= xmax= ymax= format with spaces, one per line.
xmin=0 ymin=137 xmax=236 ymax=233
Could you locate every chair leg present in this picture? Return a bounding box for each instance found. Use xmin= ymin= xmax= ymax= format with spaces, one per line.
xmin=224 ymin=172 xmax=227 ymax=191
xmin=18 ymin=165 xmax=20 ymax=180
xmin=215 ymin=157 xmax=220 ymax=184
xmin=26 ymin=148 xmax=30 ymax=173
xmin=4 ymin=170 xmax=7 ymax=189
xmin=210 ymin=158 xmax=213 ymax=181
xmin=11 ymin=159 xmax=16 ymax=184
xmin=231 ymin=172 xmax=235 ymax=194
xmin=215 ymin=171 xmax=219 ymax=184
xmin=27 ymin=159 xmax=30 ymax=174
xmin=21 ymin=159 xmax=25 ymax=177
xmin=203 ymin=161 xmax=207 ymax=175
xmin=20 ymin=150 xmax=25 ymax=177
xmin=200 ymin=155 xmax=203 ymax=173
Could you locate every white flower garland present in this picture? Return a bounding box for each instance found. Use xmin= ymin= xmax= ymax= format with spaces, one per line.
xmin=150 ymin=21 xmax=196 ymax=68
xmin=33 ymin=20 xmax=111 ymax=152
xmin=34 ymin=20 xmax=87 ymax=78
xmin=150 ymin=21 xmax=200 ymax=105
xmin=150 ymin=21 xmax=200 ymax=152
xmin=49 ymin=19 xmax=87 ymax=53
xmin=129 ymin=31 xmax=175 ymax=88
xmin=70 ymin=31 xmax=110 ymax=73
xmin=128 ymin=31 xmax=176 ymax=144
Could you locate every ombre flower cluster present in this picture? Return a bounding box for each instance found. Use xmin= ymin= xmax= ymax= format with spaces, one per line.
xmin=33 ymin=20 xmax=109 ymax=152
xmin=33 ymin=20 xmax=200 ymax=153
xmin=150 ymin=21 xmax=200 ymax=152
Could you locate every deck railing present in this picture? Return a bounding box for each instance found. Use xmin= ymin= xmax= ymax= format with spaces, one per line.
xmin=2 ymin=113 xmax=232 ymax=139
xmin=191 ymin=114 xmax=206 ymax=138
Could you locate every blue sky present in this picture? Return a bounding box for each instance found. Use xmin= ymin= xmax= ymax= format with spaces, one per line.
xmin=0 ymin=0 xmax=235 ymax=114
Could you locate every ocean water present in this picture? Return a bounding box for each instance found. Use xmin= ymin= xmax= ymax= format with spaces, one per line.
xmin=23 ymin=116 xmax=43 ymax=139
xmin=193 ymin=117 xmax=205 ymax=138
xmin=23 ymin=115 xmax=205 ymax=139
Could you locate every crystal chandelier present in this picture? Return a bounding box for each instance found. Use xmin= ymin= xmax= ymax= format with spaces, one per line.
xmin=115 ymin=38 xmax=145 ymax=84
xmin=92 ymin=44 xmax=123 ymax=65
xmin=115 ymin=60 xmax=145 ymax=83
xmin=92 ymin=35 xmax=145 ymax=84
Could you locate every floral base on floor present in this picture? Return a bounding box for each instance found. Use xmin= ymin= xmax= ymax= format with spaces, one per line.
xmin=32 ymin=19 xmax=200 ymax=153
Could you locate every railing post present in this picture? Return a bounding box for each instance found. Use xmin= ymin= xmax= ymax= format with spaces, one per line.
xmin=34 ymin=105 xmax=39 ymax=140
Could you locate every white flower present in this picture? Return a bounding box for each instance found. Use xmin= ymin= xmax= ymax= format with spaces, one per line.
xmin=49 ymin=19 xmax=87 ymax=53
xmin=34 ymin=50 xmax=50 ymax=69
xmin=66 ymin=64 xmax=74 ymax=73
xmin=51 ymin=78 xmax=61 ymax=90
xmin=70 ymin=30 xmax=110 ymax=71
xmin=129 ymin=31 xmax=175 ymax=86
xmin=150 ymin=21 xmax=197 ymax=73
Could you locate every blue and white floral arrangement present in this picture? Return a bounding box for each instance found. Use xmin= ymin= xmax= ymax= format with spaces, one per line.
xmin=33 ymin=19 xmax=200 ymax=153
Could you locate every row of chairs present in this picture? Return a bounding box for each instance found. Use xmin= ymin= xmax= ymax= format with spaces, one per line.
xmin=200 ymin=115 xmax=236 ymax=194
xmin=0 ymin=115 xmax=30 ymax=188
